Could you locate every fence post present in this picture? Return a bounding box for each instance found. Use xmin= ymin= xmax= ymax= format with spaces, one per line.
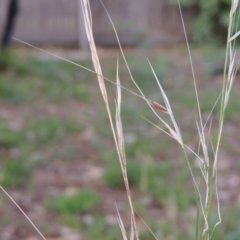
xmin=78 ymin=0 xmax=88 ymax=49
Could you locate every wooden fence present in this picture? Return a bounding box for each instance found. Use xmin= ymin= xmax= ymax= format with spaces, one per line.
xmin=0 ymin=0 xmax=195 ymax=48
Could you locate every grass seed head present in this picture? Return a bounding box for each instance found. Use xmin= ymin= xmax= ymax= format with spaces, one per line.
xmin=150 ymin=101 xmax=168 ymax=113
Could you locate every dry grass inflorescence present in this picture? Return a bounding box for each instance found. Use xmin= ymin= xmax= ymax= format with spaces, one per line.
xmin=0 ymin=0 xmax=240 ymax=240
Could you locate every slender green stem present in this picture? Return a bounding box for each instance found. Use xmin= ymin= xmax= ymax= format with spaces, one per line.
xmin=213 ymin=7 xmax=233 ymax=176
xmin=203 ymin=4 xmax=236 ymax=240
xmin=201 ymin=4 xmax=237 ymax=240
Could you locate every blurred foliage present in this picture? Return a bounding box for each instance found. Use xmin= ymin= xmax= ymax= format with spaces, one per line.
xmin=82 ymin=218 xmax=121 ymax=240
xmin=104 ymin=161 xmax=141 ymax=189
xmin=24 ymin=118 xmax=83 ymax=145
xmin=0 ymin=48 xmax=240 ymax=239
xmin=0 ymin=52 xmax=92 ymax=103
xmin=0 ymin=50 xmax=13 ymax=71
xmin=46 ymin=189 xmax=99 ymax=215
xmin=0 ymin=159 xmax=33 ymax=188
xmin=169 ymin=0 xmax=232 ymax=44
xmin=0 ymin=126 xmax=22 ymax=148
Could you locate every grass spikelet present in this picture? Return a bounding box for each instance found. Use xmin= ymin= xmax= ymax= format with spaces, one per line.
xmin=150 ymin=101 xmax=168 ymax=113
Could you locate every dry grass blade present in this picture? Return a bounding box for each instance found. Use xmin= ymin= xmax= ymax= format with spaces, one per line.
xmin=232 ymin=0 xmax=239 ymax=13
xmin=115 ymin=59 xmax=139 ymax=240
xmin=81 ymin=0 xmax=106 ymax=101
xmin=210 ymin=150 xmax=222 ymax=238
xmin=213 ymin=2 xmax=240 ymax=175
xmin=116 ymin=205 xmax=128 ymax=240
xmin=135 ymin=211 xmax=159 ymax=240
xmin=115 ymin=58 xmax=125 ymax=161
xmin=12 ymin=38 xmax=166 ymax=116
xmin=130 ymin=215 xmax=134 ymax=240
xmin=100 ymin=1 xmax=150 ymax=108
xmin=143 ymin=94 xmax=181 ymax=144
xmin=0 ymin=186 xmax=47 ymax=240
xmin=195 ymin=119 xmax=209 ymax=168
xmin=229 ymin=30 xmax=240 ymax=42
xmin=80 ymin=0 xmax=120 ymax=163
xmin=148 ymin=60 xmax=183 ymax=146
xmin=176 ymin=0 xmax=207 ymax=154
xmin=81 ymin=1 xmax=139 ymax=238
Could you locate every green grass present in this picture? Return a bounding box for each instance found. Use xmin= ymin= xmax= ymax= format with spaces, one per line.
xmin=0 ymin=159 xmax=33 ymax=188
xmin=24 ymin=117 xmax=83 ymax=146
xmin=211 ymin=209 xmax=240 ymax=240
xmin=0 ymin=54 xmax=92 ymax=103
xmin=103 ymin=159 xmax=192 ymax=211
xmin=46 ymin=189 xmax=99 ymax=215
xmin=0 ymin=126 xmax=23 ymax=148
xmin=104 ymin=161 xmax=141 ymax=189
xmin=0 ymin=75 xmax=36 ymax=104
xmin=82 ymin=218 xmax=121 ymax=240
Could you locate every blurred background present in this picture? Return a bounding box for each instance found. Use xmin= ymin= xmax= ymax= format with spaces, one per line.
xmin=0 ymin=0 xmax=194 ymax=47
xmin=0 ymin=0 xmax=231 ymax=47
xmin=0 ymin=0 xmax=240 ymax=240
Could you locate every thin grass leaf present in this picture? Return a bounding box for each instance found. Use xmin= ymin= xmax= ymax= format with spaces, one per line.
xmin=81 ymin=0 xmax=119 ymax=160
xmin=146 ymin=101 xmax=181 ymax=145
xmin=209 ymin=147 xmax=221 ymax=239
xmin=195 ymin=118 xmax=209 ymax=167
xmin=115 ymin=63 xmax=139 ymax=240
xmin=148 ymin=60 xmax=183 ymax=146
xmin=0 ymin=186 xmax=47 ymax=240
xmin=224 ymin=59 xmax=240 ymax=109
xmin=210 ymin=172 xmax=221 ymax=239
xmin=232 ymin=0 xmax=239 ymax=13
xmin=100 ymin=0 xmax=152 ymax=119
xmin=227 ymin=51 xmax=236 ymax=82
xmin=195 ymin=193 xmax=200 ymax=240
xmin=177 ymin=0 xmax=204 ymax=137
xmin=142 ymin=117 xmax=177 ymax=140
xmin=130 ymin=215 xmax=134 ymax=240
xmin=143 ymin=117 xmax=205 ymax=169
xmin=116 ymin=205 xmax=128 ymax=240
xmin=229 ymin=29 xmax=240 ymax=42
xmin=12 ymin=38 xmax=157 ymax=108
xmin=135 ymin=211 xmax=159 ymax=240
xmin=181 ymin=148 xmax=208 ymax=235
xmin=116 ymin=58 xmax=125 ymax=161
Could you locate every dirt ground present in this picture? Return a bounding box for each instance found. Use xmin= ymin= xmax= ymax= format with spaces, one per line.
xmin=0 ymin=46 xmax=240 ymax=240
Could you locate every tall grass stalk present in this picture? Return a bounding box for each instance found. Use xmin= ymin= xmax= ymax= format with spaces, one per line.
xmin=203 ymin=1 xmax=240 ymax=239
xmin=2 ymin=0 xmax=239 ymax=239
xmin=80 ymin=0 xmax=139 ymax=239
xmin=0 ymin=186 xmax=47 ymax=240
xmin=80 ymin=0 xmax=240 ymax=239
